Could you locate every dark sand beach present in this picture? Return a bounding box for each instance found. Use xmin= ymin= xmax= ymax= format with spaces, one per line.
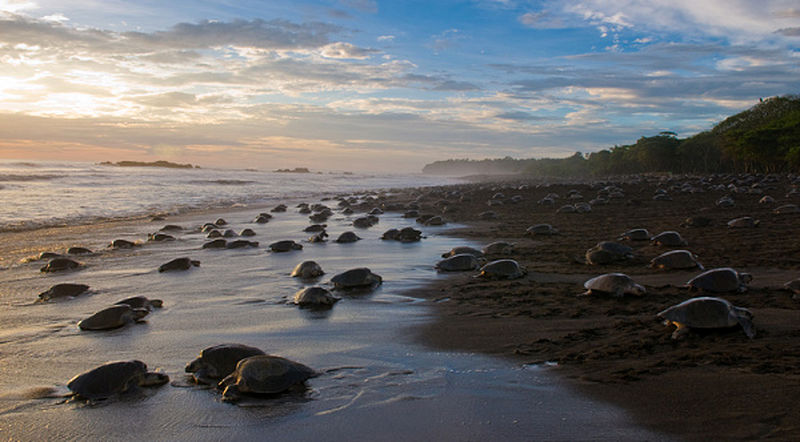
xmin=375 ymin=175 xmax=800 ymax=441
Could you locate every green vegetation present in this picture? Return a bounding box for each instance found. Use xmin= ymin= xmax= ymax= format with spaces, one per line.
xmin=422 ymin=95 xmax=800 ymax=176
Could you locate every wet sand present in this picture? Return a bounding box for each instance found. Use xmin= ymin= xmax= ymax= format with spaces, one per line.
xmin=382 ymin=176 xmax=800 ymax=441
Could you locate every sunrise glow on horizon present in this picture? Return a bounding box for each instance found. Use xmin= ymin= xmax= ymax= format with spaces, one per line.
xmin=0 ymin=0 xmax=798 ymax=172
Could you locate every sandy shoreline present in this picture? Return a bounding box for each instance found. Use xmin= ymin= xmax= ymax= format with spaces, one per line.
xmin=367 ymin=175 xmax=800 ymax=441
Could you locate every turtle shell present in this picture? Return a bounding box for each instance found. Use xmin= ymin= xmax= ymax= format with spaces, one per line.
xmin=158 ymin=257 xmax=199 ymax=272
xmin=290 ymin=261 xmax=324 ymax=279
xmin=293 ymin=287 xmax=339 ymax=307
xmin=686 ymin=268 xmax=749 ymax=293
xmin=38 ymin=283 xmax=90 ymax=301
xmin=335 ymin=232 xmax=361 ymax=243
xmin=657 ymin=296 xmax=754 ymax=338
xmin=481 ymin=241 xmax=513 ymax=255
xmin=436 ymin=254 xmax=480 ymax=272
xmin=269 ymin=240 xmax=302 ymax=252
xmin=478 ymin=259 xmax=525 ymax=279
xmin=185 ymin=344 xmax=266 ymax=383
xmin=650 ymin=250 xmax=703 ymax=270
xmin=330 ymin=268 xmax=382 ymax=289
xmin=583 ymin=273 xmax=645 ymax=296
xmin=78 ymin=305 xmax=147 ymax=331
xmin=650 ymin=231 xmax=687 ymax=247
xmin=220 ymin=355 xmax=314 ymax=398
xmin=67 ymin=360 xmax=148 ymax=400
xmin=40 ymin=258 xmax=81 ymax=273
xmin=527 ymin=224 xmax=559 ymax=235
xmin=441 ymin=246 xmax=484 ymax=259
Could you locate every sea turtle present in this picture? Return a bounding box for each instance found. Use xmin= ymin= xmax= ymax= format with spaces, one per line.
xmin=481 ymin=241 xmax=514 ymax=255
xmin=293 ymin=287 xmax=340 ymax=308
xmin=556 ymin=204 xmax=576 ymax=213
xmin=303 ymin=224 xmax=327 ymax=233
xmin=206 ymin=230 xmax=223 ymax=239
xmin=727 ymin=216 xmax=759 ymax=228
xmin=77 ymin=305 xmax=150 ymax=331
xmin=582 ymin=273 xmax=646 ymax=297
xmin=657 ymin=297 xmax=755 ymax=339
xmin=67 ymin=247 xmax=93 ymax=255
xmin=353 ymin=217 xmax=376 ymax=228
xmin=307 ymin=231 xmax=328 ymax=243
xmin=381 ymin=228 xmax=400 ymax=240
xmin=784 ymin=279 xmax=800 ymax=299
xmin=227 ymin=240 xmax=259 ymax=249
xmin=759 ymin=195 xmax=775 ymax=204
xmin=38 ymin=283 xmax=90 ymax=301
xmin=526 ymin=224 xmax=559 ymax=236
xmin=476 ymin=259 xmax=526 ymax=280
xmin=158 ymin=257 xmax=200 ymax=272
xmin=67 ymin=360 xmax=169 ymax=401
xmin=40 ymin=257 xmax=82 ymax=273
xmin=478 ymin=211 xmax=497 ymax=220
xmin=254 ymin=215 xmax=271 ymax=224
xmin=185 ymin=343 xmax=266 ymax=385
xmin=330 ymin=268 xmax=382 ymax=290
xmin=202 ymin=239 xmax=228 ymax=249
xmin=650 ymin=231 xmax=687 ymax=247
xmin=269 ymin=240 xmax=303 ymax=252
xmin=574 ymin=202 xmax=592 ymax=213
xmin=441 ymin=246 xmax=484 ymax=259
xmin=424 ymin=216 xmax=445 ymax=226
xmin=271 ymin=204 xmax=288 ymax=213
xmin=115 ymin=296 xmax=163 ymax=311
xmin=585 ymin=241 xmax=633 ymax=265
xmin=222 ymin=229 xmax=238 ymax=238
xmin=334 ymin=231 xmax=361 ymax=243
xmin=396 ymin=227 xmax=422 ymax=242
xmin=240 ymin=228 xmax=256 ymax=237
xmin=290 ymin=261 xmax=324 ymax=279
xmin=219 ymin=355 xmax=315 ymax=402
xmin=686 ymin=267 xmax=752 ymax=293
xmin=109 ymin=239 xmax=138 ymax=249
xmin=35 ymin=251 xmax=64 ymax=261
xmin=681 ymin=216 xmax=712 ymax=228
xmin=215 ymin=218 xmax=227 ymax=226
xmin=649 ymin=250 xmax=704 ymax=270
xmin=774 ymin=204 xmax=800 ymax=214
xmin=435 ymin=254 xmax=481 ymax=272
xmin=617 ymin=228 xmax=650 ymax=241
xmin=149 ymin=233 xmax=176 ymax=241
xmin=159 ymin=225 xmax=183 ymax=232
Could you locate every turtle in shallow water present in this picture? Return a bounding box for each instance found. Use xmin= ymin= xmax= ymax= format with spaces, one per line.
xmin=441 ymin=246 xmax=484 ymax=259
xmin=303 ymin=224 xmax=327 ymax=233
xmin=219 ymin=355 xmax=315 ymax=402
xmin=650 ymin=231 xmax=687 ymax=247
xmin=185 ymin=344 xmax=266 ymax=385
xmin=34 ymin=251 xmax=64 ymax=261
xmin=617 ymin=228 xmax=650 ymax=241
xmin=67 ymin=360 xmax=169 ymax=401
xmin=202 ymin=239 xmax=228 ymax=249
xmin=435 ymin=254 xmax=481 ymax=272
xmin=269 ymin=240 xmax=303 ymax=252
xmin=66 ymin=247 xmax=93 ymax=255
xmin=476 ymin=259 xmax=526 ymax=280
xmin=78 ymin=305 xmax=150 ymax=331
xmin=334 ymin=231 xmax=361 ymax=243
xmin=158 ymin=257 xmax=200 ymax=272
xmin=206 ymin=230 xmax=223 ymax=239
xmin=38 ymin=283 xmax=90 ymax=301
xmin=481 ymin=241 xmax=514 ymax=255
xmin=227 ymin=240 xmax=259 ymax=249
xmin=330 ymin=268 xmax=382 ymax=290
xmin=649 ymin=250 xmax=704 ymax=270
xmin=222 ymin=229 xmax=238 ymax=238
xmin=582 ymin=273 xmax=645 ymax=297
xmin=307 ymin=231 xmax=328 ymax=243
xmin=526 ymin=224 xmax=559 ymax=236
xmin=240 ymin=228 xmax=256 ymax=237
xmin=149 ymin=233 xmax=176 ymax=242
xmin=109 ymin=239 xmax=138 ymax=249
xmin=115 ymin=296 xmax=163 ymax=311
xmin=657 ymin=296 xmax=755 ymax=339
xmin=40 ymin=257 xmax=82 ymax=273
xmin=290 ymin=261 xmax=324 ymax=279
xmin=293 ymin=287 xmax=340 ymax=308
xmin=686 ymin=267 xmax=751 ymax=293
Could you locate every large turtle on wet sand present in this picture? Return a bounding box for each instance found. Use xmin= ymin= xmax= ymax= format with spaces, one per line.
xmin=219 ymin=355 xmax=315 ymax=402
xmin=269 ymin=240 xmax=303 ymax=252
xmin=435 ymin=254 xmax=481 ymax=272
xmin=293 ymin=287 xmax=340 ymax=308
xmin=334 ymin=231 xmax=361 ymax=243
xmin=115 ymin=296 xmax=163 ymax=311
xmin=481 ymin=241 xmax=514 ymax=255
xmin=67 ymin=360 xmax=169 ymax=400
xmin=657 ymin=296 xmax=755 ymax=339
xmin=330 ymin=268 xmax=382 ymax=290
xmin=185 ymin=344 xmax=266 ymax=385
xmin=441 ymin=246 xmax=484 ymax=259
xmin=585 ymin=241 xmax=633 ymax=265
xmin=476 ymin=259 xmax=526 ymax=280
xmin=158 ymin=257 xmax=200 ymax=272
xmin=582 ymin=273 xmax=645 ymax=297
xmin=617 ymin=228 xmax=650 ymax=241
xmin=38 ymin=283 xmax=90 ymax=301
xmin=40 ymin=257 xmax=82 ymax=273
xmin=650 ymin=231 xmax=687 ymax=247
xmin=78 ymin=305 xmax=149 ymax=331
xmin=290 ymin=261 xmax=324 ymax=279
xmin=686 ymin=267 xmax=751 ymax=293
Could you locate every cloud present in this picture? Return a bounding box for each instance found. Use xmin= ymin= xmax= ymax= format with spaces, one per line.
xmin=339 ymin=0 xmax=377 ymax=14
xmin=777 ymin=27 xmax=800 ymax=36
xmin=320 ymin=42 xmax=378 ymax=59
xmin=518 ymin=11 xmax=564 ymax=29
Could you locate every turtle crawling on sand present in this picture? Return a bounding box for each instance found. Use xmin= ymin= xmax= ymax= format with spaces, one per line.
xmin=67 ymin=360 xmax=169 ymax=401
xmin=686 ymin=267 xmax=751 ymax=293
xmin=441 ymin=246 xmax=484 ymax=259
xmin=617 ymin=228 xmax=650 ymax=241
xmin=650 ymin=231 xmax=687 ymax=247
xmin=582 ymin=273 xmax=645 ymax=297
xmin=435 ymin=254 xmax=481 ymax=272
xmin=330 ymin=268 xmax=382 ymax=290
xmin=185 ymin=344 xmax=266 ymax=385
xmin=293 ymin=287 xmax=340 ymax=308
xmin=482 ymin=241 xmax=514 ymax=255
xmin=290 ymin=261 xmax=324 ymax=279
xmin=219 ymin=355 xmax=315 ymax=402
xmin=158 ymin=257 xmax=200 ymax=272
xmin=476 ymin=259 xmax=526 ymax=280
xmin=526 ymin=224 xmax=559 ymax=236
xmin=37 ymin=283 xmax=90 ymax=301
xmin=269 ymin=240 xmax=303 ymax=252
xmin=115 ymin=296 xmax=163 ymax=311
xmin=40 ymin=257 xmax=82 ymax=273
xmin=109 ymin=239 xmax=138 ymax=249
xmin=584 ymin=241 xmax=633 ymax=265
xmin=78 ymin=305 xmax=149 ymax=331
xmin=657 ymin=297 xmax=755 ymax=339
xmin=649 ymin=250 xmax=704 ymax=270
xmin=334 ymin=231 xmax=361 ymax=243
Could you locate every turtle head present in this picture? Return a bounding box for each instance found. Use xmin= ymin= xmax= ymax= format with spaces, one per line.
xmin=142 ymin=371 xmax=170 ymax=387
xmin=149 ymin=299 xmax=164 ymax=309
xmin=185 ymin=357 xmax=203 ymax=373
xmin=132 ymin=308 xmax=150 ymax=321
xmin=739 ymin=272 xmax=753 ymax=284
xmin=732 ymin=306 xmax=756 ymax=339
xmin=630 ymin=283 xmax=647 ymax=296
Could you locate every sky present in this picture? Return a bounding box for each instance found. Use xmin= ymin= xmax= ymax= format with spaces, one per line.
xmin=0 ymin=0 xmax=798 ymax=172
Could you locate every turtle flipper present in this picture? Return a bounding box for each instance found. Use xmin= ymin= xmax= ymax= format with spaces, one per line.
xmin=737 ymin=317 xmax=756 ymax=339
xmin=670 ymin=322 xmax=690 ymax=340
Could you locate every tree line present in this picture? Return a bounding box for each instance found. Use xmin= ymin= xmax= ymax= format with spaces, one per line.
xmin=421 ymin=95 xmax=800 ymax=176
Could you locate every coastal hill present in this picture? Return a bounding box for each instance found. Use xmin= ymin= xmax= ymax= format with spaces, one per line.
xmin=422 ymin=94 xmax=800 ymax=176
xmin=99 ymin=160 xmax=198 ymax=169
xmin=274 ymin=167 xmax=311 ymax=173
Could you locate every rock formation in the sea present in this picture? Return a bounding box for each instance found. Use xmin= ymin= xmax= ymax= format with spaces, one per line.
xmin=99 ymin=160 xmax=198 ymax=169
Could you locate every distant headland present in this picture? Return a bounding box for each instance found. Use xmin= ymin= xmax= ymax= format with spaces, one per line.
xmin=274 ymin=167 xmax=311 ymax=173
xmin=99 ymin=160 xmax=199 ymax=169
